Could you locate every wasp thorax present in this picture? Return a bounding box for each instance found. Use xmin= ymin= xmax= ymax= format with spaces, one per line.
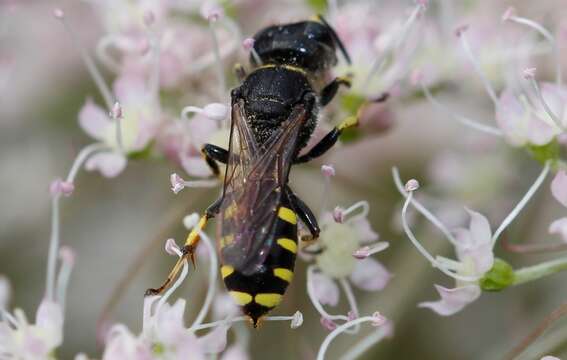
xmin=316 ymin=222 xmax=359 ymax=278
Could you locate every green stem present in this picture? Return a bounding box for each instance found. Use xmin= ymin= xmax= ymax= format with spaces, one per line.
xmin=513 ymin=257 xmax=567 ymax=286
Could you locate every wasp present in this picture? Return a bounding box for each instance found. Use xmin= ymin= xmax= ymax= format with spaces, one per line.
xmin=147 ymin=15 xmax=369 ymax=327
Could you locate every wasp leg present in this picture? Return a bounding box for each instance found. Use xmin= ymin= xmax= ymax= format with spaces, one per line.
xmin=233 ymin=63 xmax=247 ymax=82
xmin=145 ymin=197 xmax=223 ymax=296
xmin=294 ymin=94 xmax=389 ymax=164
xmin=201 ymin=143 xmax=228 ymax=178
xmin=294 ymin=114 xmax=356 ymax=164
xmin=320 ymin=76 xmax=352 ymax=107
xmin=287 ymin=187 xmax=320 ymax=241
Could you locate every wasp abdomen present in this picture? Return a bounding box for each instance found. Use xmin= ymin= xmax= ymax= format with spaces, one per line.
xmin=222 ymin=204 xmax=298 ymax=327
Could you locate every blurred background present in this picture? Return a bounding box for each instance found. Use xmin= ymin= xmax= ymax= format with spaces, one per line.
xmin=1 ymin=0 xmax=566 ymax=359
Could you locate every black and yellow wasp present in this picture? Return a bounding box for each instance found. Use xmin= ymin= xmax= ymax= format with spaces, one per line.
xmin=147 ymin=15 xmax=366 ymax=327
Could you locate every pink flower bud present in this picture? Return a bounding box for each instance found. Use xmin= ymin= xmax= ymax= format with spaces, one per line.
xmin=53 ymin=8 xmax=64 ymax=19
xmin=454 ymin=25 xmax=469 ymax=37
xmin=321 ymin=164 xmax=335 ymax=177
xmin=501 ymin=7 xmax=516 ymax=22
xmin=165 ymin=238 xmax=181 ymax=256
xmin=200 ymin=1 xmax=224 ymax=22
xmin=333 ymin=206 xmax=345 ymax=223
xmin=242 ymin=38 xmax=255 ymax=51
xmin=371 ymin=311 xmax=387 ymax=326
xmin=59 ymin=246 xmax=76 ymax=267
xmin=320 ymin=317 xmax=337 ymax=331
xmin=50 ymin=179 xmax=75 ymax=197
xmin=405 ymin=179 xmax=420 ymax=192
xmin=111 ymin=102 xmax=123 ymax=119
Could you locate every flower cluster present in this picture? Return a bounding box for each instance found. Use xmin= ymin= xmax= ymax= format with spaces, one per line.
xmin=3 ymin=0 xmax=567 ymax=359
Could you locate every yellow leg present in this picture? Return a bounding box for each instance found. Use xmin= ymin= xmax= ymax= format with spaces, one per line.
xmin=145 ymin=214 xmax=210 ymax=296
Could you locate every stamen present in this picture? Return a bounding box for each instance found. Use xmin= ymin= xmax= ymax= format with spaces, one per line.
xmin=343 ymin=201 xmax=370 ymax=222
xmin=0 ymin=275 xmax=10 ymax=312
xmin=110 ymin=102 xmax=124 ymax=152
xmin=392 ymin=167 xmax=459 ymax=246
xmin=181 ymin=103 xmax=229 ymax=122
xmin=398 ymin=175 xmax=479 ymax=282
xmin=504 ymin=8 xmax=562 ymax=87
xmin=264 ymin=311 xmax=304 ymax=329
xmin=306 ymin=266 xmax=350 ymax=323
xmin=339 ymin=279 xmax=360 ymax=333
xmin=456 ymin=27 xmax=499 ymax=106
xmin=170 ymin=173 xmax=219 ymax=194
xmin=523 ymin=68 xmax=563 ymax=129
xmin=189 ymin=230 xmax=218 ymax=329
xmin=50 ymin=179 xmax=74 ymax=197
xmin=419 ymin=79 xmax=503 ymax=137
xmin=352 ymin=242 xmax=389 ymax=259
xmin=333 ymin=206 xmax=345 ymax=223
xmin=492 ymin=161 xmax=551 ymax=245
xmin=191 ymin=316 xmax=248 ymax=331
xmin=155 ymin=258 xmax=188 ymax=317
xmin=319 ymin=164 xmax=335 ymax=216
xmin=45 ymin=193 xmax=61 ymax=301
xmin=164 ymin=238 xmax=182 ymax=257
xmin=56 ymin=246 xmax=76 ymax=312
xmin=364 ymin=1 xmax=425 ymax=90
xmin=341 ymin=322 xmax=392 ymax=360
xmin=54 ymin=9 xmax=114 ymax=110
xmin=201 ymin=2 xmax=226 ymax=100
xmin=183 ymin=213 xmax=200 ymax=230
xmin=316 ymin=312 xmax=387 ymax=360
xmin=242 ymin=38 xmax=262 ymax=66
xmin=66 ymin=143 xmax=111 ymax=184
xmin=145 ymin=15 xmax=161 ymax=101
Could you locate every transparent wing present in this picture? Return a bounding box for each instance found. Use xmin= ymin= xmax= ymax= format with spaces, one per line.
xmin=218 ymin=100 xmax=307 ymax=275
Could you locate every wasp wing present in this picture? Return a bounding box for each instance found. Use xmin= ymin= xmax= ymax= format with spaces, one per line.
xmin=219 ymin=100 xmax=307 ymax=275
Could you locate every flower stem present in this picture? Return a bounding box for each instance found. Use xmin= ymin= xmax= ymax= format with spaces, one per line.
xmin=513 ymin=257 xmax=567 ymax=286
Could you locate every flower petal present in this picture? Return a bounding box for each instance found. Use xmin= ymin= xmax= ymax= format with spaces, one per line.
xmin=85 ymin=152 xmax=127 ymax=178
xmin=549 ymin=217 xmax=567 ymax=243
xmin=551 ymin=170 xmax=567 ymax=207
xmin=495 ymin=89 xmax=528 ymax=146
xmin=418 ymin=284 xmax=481 ymax=316
xmin=79 ymin=98 xmax=111 ymax=140
xmin=350 ymin=216 xmax=379 ymax=244
xmin=198 ymin=324 xmax=229 ymax=354
xmin=310 ymin=271 xmax=340 ymax=306
xmin=35 ymin=299 xmax=63 ymax=348
xmin=349 ymin=257 xmax=391 ymax=291
xmin=180 ymin=155 xmax=212 ymax=178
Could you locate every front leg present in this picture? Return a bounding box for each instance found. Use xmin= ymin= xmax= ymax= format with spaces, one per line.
xmin=294 ymin=114 xmax=357 ymax=164
xmin=201 ymin=143 xmax=228 ymax=178
xmin=320 ymin=76 xmax=352 ymax=107
xmin=295 ymin=94 xmax=389 ymax=164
